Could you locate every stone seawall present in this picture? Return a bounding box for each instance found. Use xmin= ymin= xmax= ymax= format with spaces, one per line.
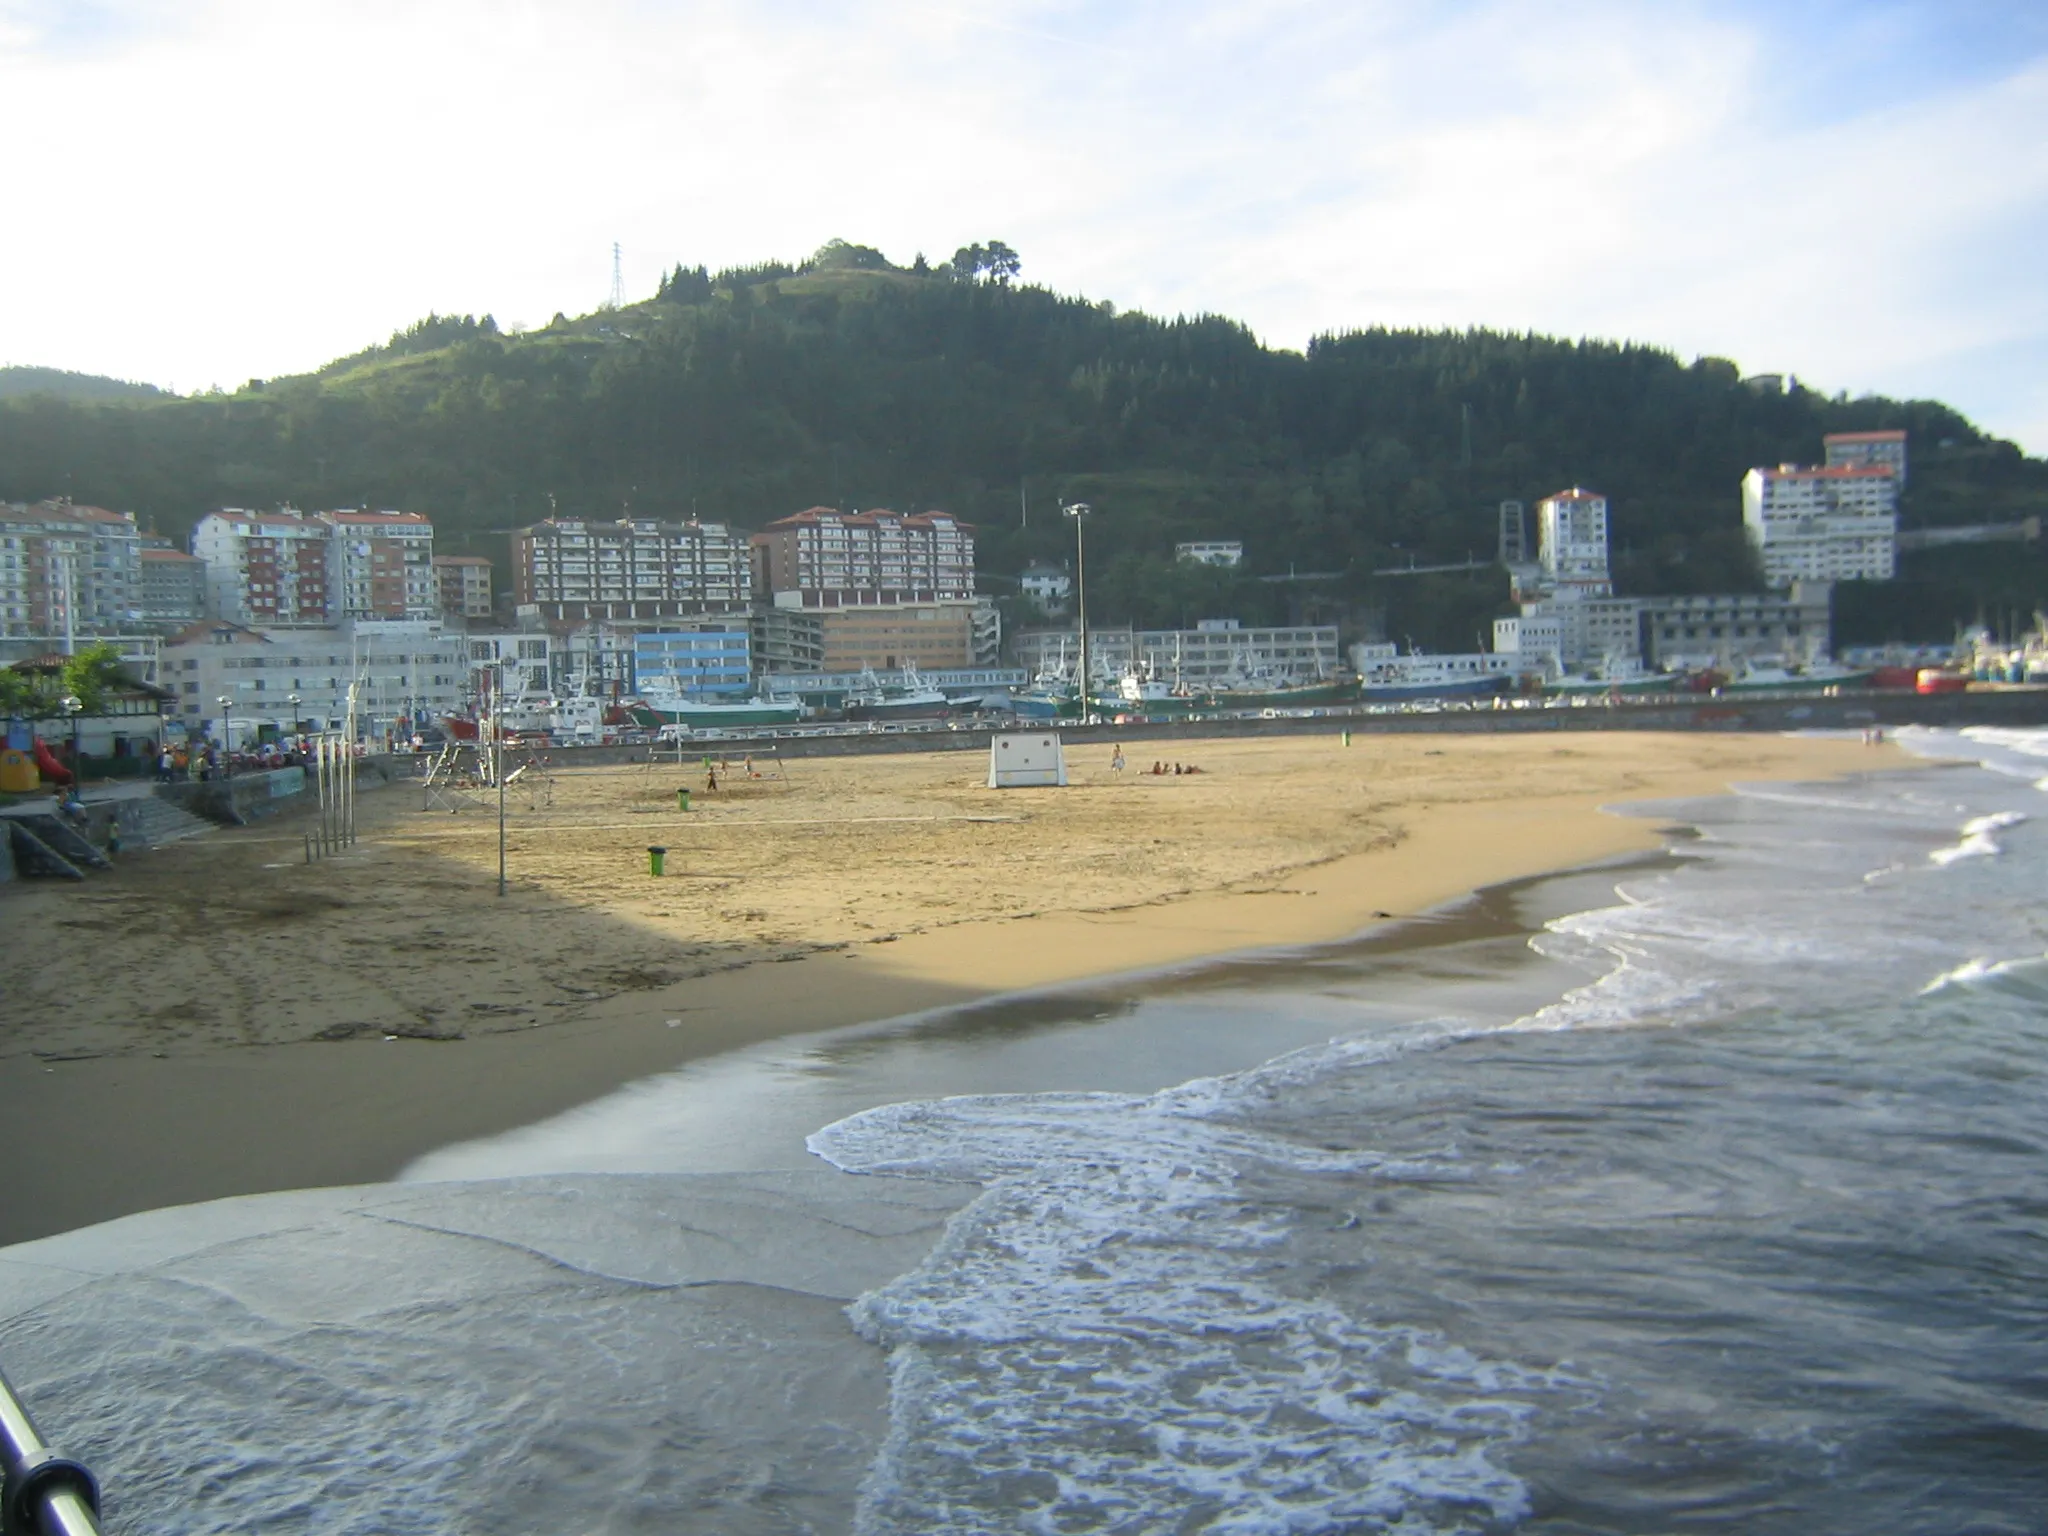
xmin=499 ymin=686 xmax=2048 ymax=769
xmin=155 ymin=759 xmax=396 ymax=826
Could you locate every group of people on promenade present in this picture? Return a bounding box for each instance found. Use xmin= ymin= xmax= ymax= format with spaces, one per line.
xmin=154 ymin=735 xmax=324 ymax=783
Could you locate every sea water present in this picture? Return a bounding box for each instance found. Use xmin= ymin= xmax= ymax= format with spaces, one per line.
xmin=795 ymin=725 xmax=2048 ymax=1533
xmin=5 ymin=727 xmax=2046 ymax=1532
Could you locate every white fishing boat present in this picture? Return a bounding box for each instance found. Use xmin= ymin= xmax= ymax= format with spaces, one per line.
xmin=844 ymin=663 xmax=951 ymax=721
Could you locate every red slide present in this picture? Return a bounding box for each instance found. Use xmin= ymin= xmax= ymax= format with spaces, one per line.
xmin=33 ymin=736 xmax=73 ymax=785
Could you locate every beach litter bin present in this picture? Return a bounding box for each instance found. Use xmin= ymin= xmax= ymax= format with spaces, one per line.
xmin=1342 ymin=729 xmax=1352 ymax=747
xmin=647 ymin=846 xmax=667 ymax=877
xmin=677 ymin=787 xmax=690 ymax=812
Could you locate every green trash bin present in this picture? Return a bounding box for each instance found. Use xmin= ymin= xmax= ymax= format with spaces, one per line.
xmin=648 ymin=846 xmax=667 ymax=877
xmin=677 ymin=787 xmax=691 ymax=812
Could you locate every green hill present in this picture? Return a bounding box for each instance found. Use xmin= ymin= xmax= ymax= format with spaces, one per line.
xmin=1 ymin=253 xmax=2043 ymax=648
xmin=0 ymin=365 xmax=164 ymax=402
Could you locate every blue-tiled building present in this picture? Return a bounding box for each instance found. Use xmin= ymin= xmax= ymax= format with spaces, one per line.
xmin=632 ymin=628 xmax=752 ymax=696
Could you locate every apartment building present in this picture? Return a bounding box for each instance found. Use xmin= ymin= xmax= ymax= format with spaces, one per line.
xmin=1741 ymin=465 xmax=1897 ymax=585
xmin=753 ymin=507 xmax=975 ymax=609
xmin=1536 ymin=488 xmax=1612 ymax=597
xmin=0 ymin=501 xmax=143 ymax=638
xmin=139 ymin=545 xmax=208 ymax=628
xmin=512 ymin=517 xmax=749 ymax=620
xmin=326 ymin=511 xmax=437 ymax=620
xmin=191 ymin=509 xmax=331 ymax=625
xmin=1823 ymin=429 xmax=1907 ymax=487
xmin=434 ymin=555 xmax=495 ymax=620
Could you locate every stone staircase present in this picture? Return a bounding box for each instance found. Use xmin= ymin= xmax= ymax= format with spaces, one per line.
xmin=1 ymin=788 xmax=215 ymax=882
xmin=120 ymin=794 xmax=215 ymax=848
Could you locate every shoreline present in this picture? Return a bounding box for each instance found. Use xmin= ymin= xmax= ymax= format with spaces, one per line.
xmin=0 ymin=730 xmax=1910 ymax=1246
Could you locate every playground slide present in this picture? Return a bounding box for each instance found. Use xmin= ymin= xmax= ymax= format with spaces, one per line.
xmin=33 ymin=736 xmax=73 ymax=785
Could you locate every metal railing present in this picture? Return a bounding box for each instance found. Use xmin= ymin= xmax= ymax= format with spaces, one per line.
xmin=0 ymin=1369 xmax=102 ymax=1536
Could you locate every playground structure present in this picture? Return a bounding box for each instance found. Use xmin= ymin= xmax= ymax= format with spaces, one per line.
xmin=420 ymin=739 xmax=557 ymax=814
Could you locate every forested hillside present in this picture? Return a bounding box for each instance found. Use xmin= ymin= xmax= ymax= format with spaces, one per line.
xmin=3 ymin=250 xmax=2043 ymax=648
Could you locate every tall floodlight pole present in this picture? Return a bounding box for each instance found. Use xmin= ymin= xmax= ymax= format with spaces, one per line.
xmin=1063 ymin=502 xmax=1093 ymax=723
xmin=494 ymin=665 xmax=507 ymax=897
xmin=59 ymin=694 xmax=82 ymax=783
xmin=343 ymin=679 xmax=360 ymax=845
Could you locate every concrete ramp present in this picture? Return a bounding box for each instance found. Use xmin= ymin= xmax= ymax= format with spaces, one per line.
xmin=5 ymin=819 xmax=87 ymax=879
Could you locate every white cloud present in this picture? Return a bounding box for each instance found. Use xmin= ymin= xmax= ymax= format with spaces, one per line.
xmin=0 ymin=0 xmax=2042 ymax=450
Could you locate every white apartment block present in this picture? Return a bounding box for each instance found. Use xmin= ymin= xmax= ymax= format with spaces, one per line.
xmin=324 ymin=511 xmax=438 ymax=621
xmin=192 ymin=508 xmax=438 ymax=628
xmin=513 ymin=517 xmax=750 ymax=620
xmin=1823 ymin=430 xmax=1907 ymax=487
xmin=464 ymin=631 xmax=553 ymax=695
xmin=1494 ymin=594 xmax=1645 ymax=673
xmin=1174 ymin=541 xmax=1243 ymax=567
xmin=162 ymin=618 xmax=468 ymax=743
xmin=1012 ymin=618 xmax=1340 ymax=684
xmin=755 ymin=507 xmax=976 ymax=608
xmin=1742 ymin=465 xmax=1897 ymax=585
xmin=1536 ymin=488 xmax=1612 ymax=597
xmin=193 ymin=509 xmax=332 ymax=626
xmin=0 ymin=501 xmax=143 ymax=638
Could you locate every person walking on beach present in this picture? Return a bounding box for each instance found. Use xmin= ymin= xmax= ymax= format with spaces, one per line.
xmin=1110 ymin=744 xmax=1126 ymax=777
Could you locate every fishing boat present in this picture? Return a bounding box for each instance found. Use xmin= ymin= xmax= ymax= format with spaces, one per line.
xmin=1717 ymin=660 xmax=1876 ymax=694
xmin=1542 ymin=658 xmax=1676 ymax=698
xmin=625 ymin=684 xmax=806 ymax=730
xmin=1012 ymin=652 xmax=1085 ymax=719
xmin=1094 ymin=664 xmax=1203 ymax=716
xmin=1356 ymin=645 xmax=1515 ymax=703
xmin=1202 ymin=652 xmax=1356 ymax=710
xmin=844 ymin=663 xmax=952 ymax=722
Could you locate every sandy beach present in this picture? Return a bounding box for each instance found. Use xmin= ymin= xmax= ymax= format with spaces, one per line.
xmin=0 ymin=728 xmax=1905 ymax=1243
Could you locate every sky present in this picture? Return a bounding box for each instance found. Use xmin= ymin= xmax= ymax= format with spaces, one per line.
xmin=4 ymin=0 xmax=2046 ymax=452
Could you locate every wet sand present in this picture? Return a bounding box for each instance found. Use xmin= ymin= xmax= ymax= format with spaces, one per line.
xmin=0 ymin=729 xmax=1905 ymax=1244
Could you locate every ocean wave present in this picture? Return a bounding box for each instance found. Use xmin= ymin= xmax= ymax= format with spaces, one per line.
xmin=1920 ymin=953 xmax=2048 ymax=1003
xmin=813 ymin=1053 xmax=1569 ymax=1535
xmin=1896 ymin=725 xmax=2048 ymax=787
xmin=1930 ymin=810 xmax=2029 ymax=866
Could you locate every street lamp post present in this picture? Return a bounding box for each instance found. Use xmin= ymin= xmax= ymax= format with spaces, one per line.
xmin=287 ymin=693 xmax=302 ymax=753
xmin=217 ymin=694 xmax=233 ymax=778
xmin=1062 ymin=502 xmax=1093 ymax=722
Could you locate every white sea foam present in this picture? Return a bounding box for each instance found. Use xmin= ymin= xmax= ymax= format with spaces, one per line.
xmin=1920 ymin=953 xmax=2048 ymax=1003
xmin=1895 ymin=725 xmax=2048 ymax=788
xmin=1930 ymin=810 xmax=2028 ymax=865
xmin=813 ymin=1041 xmax=1573 ymax=1534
